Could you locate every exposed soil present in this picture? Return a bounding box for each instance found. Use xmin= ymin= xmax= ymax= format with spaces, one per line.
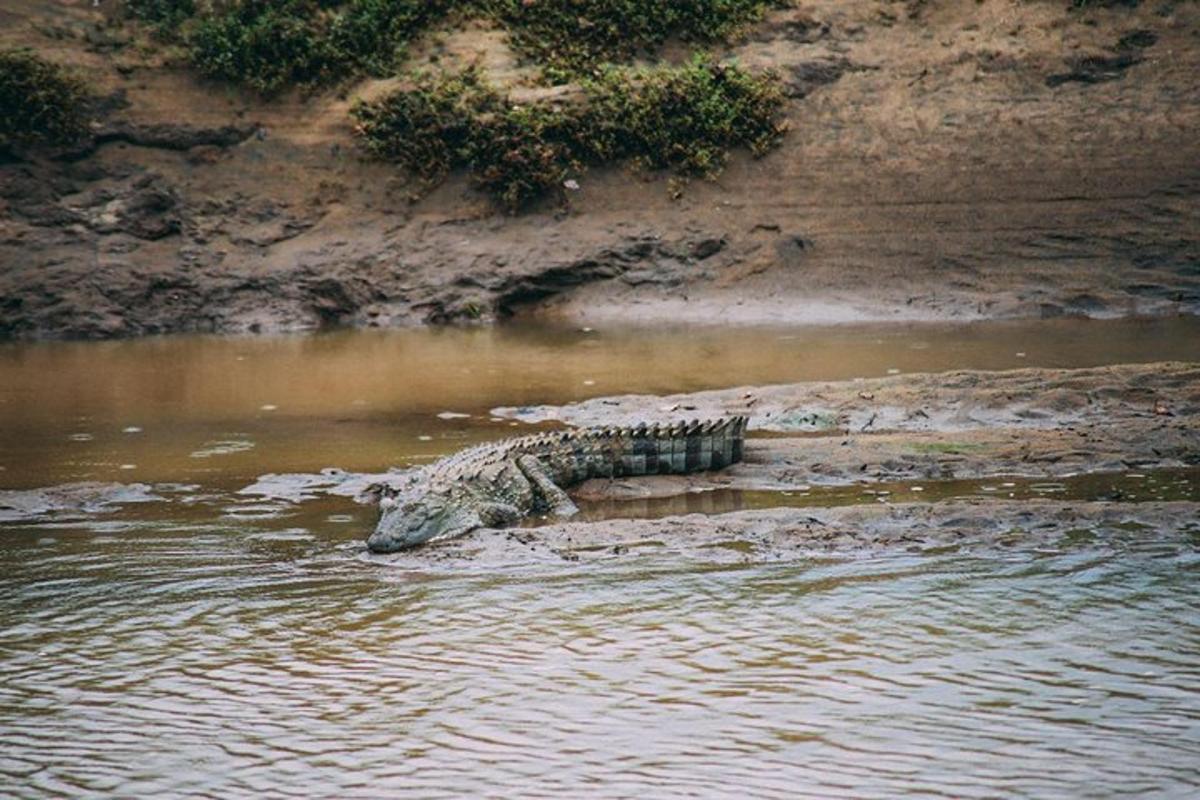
xmin=2 ymin=1 xmax=1199 ymax=339
xmin=495 ymin=361 xmax=1200 ymax=491
xmin=364 ymin=500 xmax=1200 ymax=568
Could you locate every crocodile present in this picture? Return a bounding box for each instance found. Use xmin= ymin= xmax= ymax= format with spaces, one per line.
xmin=368 ymin=416 xmax=749 ymax=552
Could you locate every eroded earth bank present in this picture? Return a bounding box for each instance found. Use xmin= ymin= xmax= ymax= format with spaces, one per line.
xmin=2 ymin=0 xmax=1199 ymax=338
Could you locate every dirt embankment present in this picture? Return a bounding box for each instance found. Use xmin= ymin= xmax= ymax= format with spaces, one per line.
xmin=1 ymin=1 xmax=1198 ymax=339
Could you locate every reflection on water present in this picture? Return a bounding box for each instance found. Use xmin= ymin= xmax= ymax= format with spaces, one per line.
xmin=2 ymin=318 xmax=1199 ymax=797
xmin=563 ymin=468 xmax=1200 ymax=524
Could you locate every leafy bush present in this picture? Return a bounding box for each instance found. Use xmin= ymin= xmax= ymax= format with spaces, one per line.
xmin=187 ymin=0 xmax=338 ymax=93
xmin=480 ymin=0 xmax=789 ymax=80
xmin=0 ymin=49 xmax=93 ymax=151
xmin=135 ymin=0 xmax=452 ymax=94
xmin=578 ymin=56 xmax=786 ymax=175
xmin=351 ymin=68 xmax=574 ymax=209
xmin=125 ymin=0 xmax=197 ymax=34
xmin=124 ymin=1 xmax=787 ymax=91
xmin=351 ymin=67 xmax=504 ymax=178
xmin=352 ymin=57 xmax=784 ymax=211
xmin=465 ymin=104 xmax=576 ymax=209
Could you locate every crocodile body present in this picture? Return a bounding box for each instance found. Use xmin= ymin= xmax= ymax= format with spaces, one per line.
xmin=368 ymin=416 xmax=749 ymax=552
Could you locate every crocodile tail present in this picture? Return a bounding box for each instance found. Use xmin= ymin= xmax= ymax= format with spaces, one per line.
xmin=599 ymin=415 xmax=748 ymax=478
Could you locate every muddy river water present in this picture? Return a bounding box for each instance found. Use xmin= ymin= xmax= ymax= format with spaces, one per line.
xmin=2 ymin=317 xmax=1199 ymax=797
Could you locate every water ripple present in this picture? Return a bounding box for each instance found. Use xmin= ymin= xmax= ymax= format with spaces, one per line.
xmin=2 ymin=507 xmax=1199 ymax=798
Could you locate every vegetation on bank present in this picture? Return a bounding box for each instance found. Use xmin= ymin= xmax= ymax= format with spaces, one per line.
xmin=482 ymin=0 xmax=790 ymax=81
xmin=351 ymin=57 xmax=785 ymax=210
xmin=0 ymin=49 xmax=93 ymax=151
xmin=128 ymin=0 xmax=453 ymax=94
xmin=124 ymin=0 xmax=787 ymax=91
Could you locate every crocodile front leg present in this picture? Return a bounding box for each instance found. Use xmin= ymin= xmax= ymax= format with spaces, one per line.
xmin=517 ymin=455 xmax=580 ymax=518
xmin=477 ymin=501 xmax=523 ymax=528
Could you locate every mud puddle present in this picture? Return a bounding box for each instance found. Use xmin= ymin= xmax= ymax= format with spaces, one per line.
xmin=546 ymin=468 xmax=1200 ymax=525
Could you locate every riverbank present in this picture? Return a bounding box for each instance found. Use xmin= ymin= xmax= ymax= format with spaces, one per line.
xmin=345 ymin=359 xmax=1194 ymax=565
xmin=3 ymin=1 xmax=1198 ymax=338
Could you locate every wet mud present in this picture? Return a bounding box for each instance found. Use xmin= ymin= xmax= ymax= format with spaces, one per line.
xmin=368 ymin=500 xmax=1200 ymax=569
xmin=2 ymin=1 xmax=1199 ymax=338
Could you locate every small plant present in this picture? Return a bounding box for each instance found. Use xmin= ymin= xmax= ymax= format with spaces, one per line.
xmin=465 ymin=104 xmax=576 ymax=209
xmin=187 ymin=0 xmax=339 ymax=94
xmin=351 ymin=67 xmax=575 ymax=210
xmin=480 ymin=0 xmax=789 ymax=80
xmin=123 ymin=1 xmax=788 ymax=91
xmin=352 ymin=57 xmax=785 ymax=211
xmin=125 ymin=0 xmax=197 ymax=35
xmin=578 ymin=55 xmax=786 ymax=176
xmin=0 ymin=49 xmax=94 ymax=151
xmin=351 ymin=67 xmax=504 ymax=178
xmin=132 ymin=0 xmax=454 ymax=95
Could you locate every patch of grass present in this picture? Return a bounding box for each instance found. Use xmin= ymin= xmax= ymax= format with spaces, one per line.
xmin=578 ymin=56 xmax=786 ymax=175
xmin=351 ymin=67 xmax=576 ymax=209
xmin=0 ymin=49 xmax=94 ymax=151
xmin=125 ymin=1 xmax=788 ymax=91
xmin=186 ymin=1 xmax=340 ymax=93
xmin=351 ymin=56 xmax=785 ymax=211
xmin=480 ymin=0 xmax=789 ymax=81
xmin=125 ymin=0 xmax=197 ymax=35
xmin=129 ymin=0 xmax=454 ymax=94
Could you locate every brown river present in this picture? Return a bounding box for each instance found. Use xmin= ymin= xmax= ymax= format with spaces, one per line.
xmin=2 ymin=317 xmax=1199 ymax=797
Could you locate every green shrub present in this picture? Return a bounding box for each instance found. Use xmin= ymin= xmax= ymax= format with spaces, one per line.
xmin=579 ymin=55 xmax=786 ymax=175
xmin=151 ymin=0 xmax=451 ymax=94
xmin=465 ymin=104 xmax=576 ymax=209
xmin=480 ymin=0 xmax=789 ymax=80
xmin=125 ymin=0 xmax=197 ymax=34
xmin=187 ymin=0 xmax=337 ymax=93
xmin=351 ymin=67 xmax=504 ymax=178
xmin=351 ymin=68 xmax=574 ymax=209
xmin=124 ymin=1 xmax=787 ymax=90
xmin=0 ymin=49 xmax=94 ymax=150
xmin=351 ymin=57 xmax=785 ymax=211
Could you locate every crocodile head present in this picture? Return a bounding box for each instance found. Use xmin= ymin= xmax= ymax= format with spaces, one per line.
xmin=367 ymin=492 xmax=482 ymax=552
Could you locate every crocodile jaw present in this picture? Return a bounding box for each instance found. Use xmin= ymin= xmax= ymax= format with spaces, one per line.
xmin=368 ymin=499 xmax=482 ymax=553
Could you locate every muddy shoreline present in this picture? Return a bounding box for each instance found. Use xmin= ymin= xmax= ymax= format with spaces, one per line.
xmin=365 ymin=500 xmax=1200 ymax=568
xmin=3 ymin=1 xmax=1199 ymax=339
xmin=3 ymin=360 xmax=1196 ymax=564
xmin=408 ymin=360 xmax=1198 ymax=563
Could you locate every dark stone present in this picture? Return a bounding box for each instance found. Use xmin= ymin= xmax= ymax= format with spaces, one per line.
xmin=1046 ymin=52 xmax=1142 ymax=87
xmin=690 ymin=237 xmax=726 ymax=260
